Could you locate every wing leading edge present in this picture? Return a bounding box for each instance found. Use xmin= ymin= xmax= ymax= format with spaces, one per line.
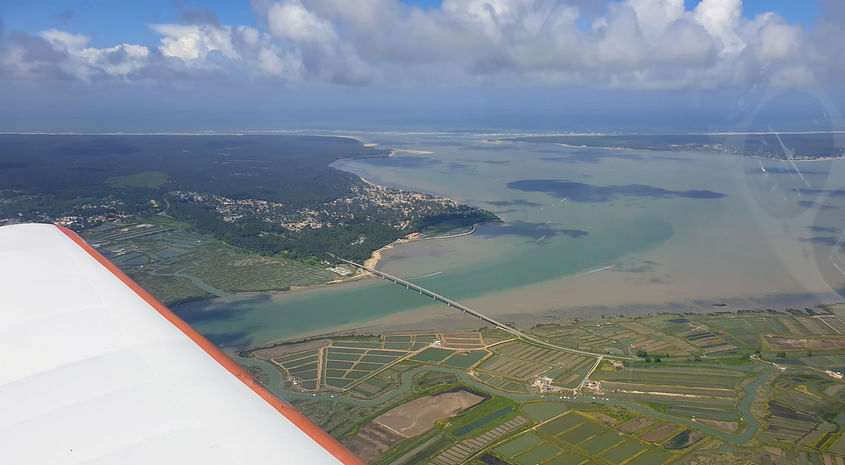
xmin=0 ymin=223 xmax=364 ymax=465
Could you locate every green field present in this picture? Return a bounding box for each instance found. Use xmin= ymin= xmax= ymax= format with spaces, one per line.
xmin=626 ymin=448 xmax=673 ymax=465
xmin=522 ymin=402 xmax=568 ymax=422
xmin=545 ymin=455 xmax=586 ymax=465
xmin=582 ymin=431 xmax=625 ymax=455
xmin=601 ymin=440 xmax=647 ymax=464
xmin=245 ymin=310 xmax=845 ymax=465
xmin=385 ymin=342 xmax=413 ymax=350
xmin=593 ymin=366 xmax=746 ymax=389
xmin=477 ymin=340 xmax=595 ymax=387
xmin=333 ymin=341 xmax=382 ymax=349
xmin=442 ymin=350 xmax=488 ymax=368
xmin=559 ymin=422 xmax=606 ymax=444
xmin=494 ymin=433 xmax=542 ymax=457
xmin=410 ymin=347 xmax=455 ymax=362
xmin=84 ymin=221 xmax=336 ymax=305
xmin=453 ymin=407 xmax=513 ymax=436
xmin=324 ymin=378 xmax=353 ymax=388
xmin=668 ymin=406 xmax=738 ymax=421
xmin=828 ymin=435 xmax=845 ymax=455
xmin=514 ymin=444 xmax=560 ymax=465
xmin=540 ymin=413 xmax=586 ymax=436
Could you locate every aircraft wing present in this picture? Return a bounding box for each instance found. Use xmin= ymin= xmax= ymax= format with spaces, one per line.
xmin=0 ymin=223 xmax=364 ymax=465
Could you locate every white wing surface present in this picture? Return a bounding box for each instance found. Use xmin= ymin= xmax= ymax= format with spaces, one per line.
xmin=0 ymin=223 xmax=364 ymax=465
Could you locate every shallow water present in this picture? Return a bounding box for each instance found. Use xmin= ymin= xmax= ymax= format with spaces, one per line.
xmin=176 ymin=133 xmax=845 ymax=348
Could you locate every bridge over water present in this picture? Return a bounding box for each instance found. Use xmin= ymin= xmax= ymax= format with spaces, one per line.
xmin=338 ymin=258 xmax=636 ymax=362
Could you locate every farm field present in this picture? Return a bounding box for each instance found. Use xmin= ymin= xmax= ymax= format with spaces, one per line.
xmin=592 ymin=365 xmax=749 ymax=389
xmin=477 ymin=340 xmax=596 ymax=389
xmin=521 ymin=402 xmax=569 ymax=422
xmin=494 ymin=410 xmax=680 ymax=465
xmin=529 ymin=319 xmax=697 ymax=357
xmin=258 ymin=333 xmax=496 ymax=395
xmin=242 ymin=307 xmax=845 ymax=464
xmin=83 ymin=220 xmax=336 ymax=304
xmin=429 ymin=416 xmax=529 ymax=465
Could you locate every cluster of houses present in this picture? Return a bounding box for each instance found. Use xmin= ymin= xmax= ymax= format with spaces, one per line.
xmin=531 ymin=360 xmax=624 ymax=395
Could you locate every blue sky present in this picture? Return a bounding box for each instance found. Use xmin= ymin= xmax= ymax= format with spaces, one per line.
xmin=0 ymin=1 xmax=842 ymax=132
xmin=2 ymin=1 xmax=256 ymax=47
xmin=0 ymin=0 xmax=822 ymax=47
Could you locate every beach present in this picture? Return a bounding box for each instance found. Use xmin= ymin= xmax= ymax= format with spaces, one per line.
xmin=388 ymin=149 xmax=434 ymax=157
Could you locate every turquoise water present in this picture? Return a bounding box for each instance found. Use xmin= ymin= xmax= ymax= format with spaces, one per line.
xmin=176 ymin=133 xmax=845 ymax=348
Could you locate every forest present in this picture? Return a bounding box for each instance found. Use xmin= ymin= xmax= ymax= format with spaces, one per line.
xmin=0 ymin=135 xmax=497 ymax=262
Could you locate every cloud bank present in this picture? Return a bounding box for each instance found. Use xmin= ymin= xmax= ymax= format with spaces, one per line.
xmin=1 ymin=0 xmax=843 ymax=89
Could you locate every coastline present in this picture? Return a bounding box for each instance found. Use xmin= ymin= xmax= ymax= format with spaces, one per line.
xmin=363 ymin=238 xmax=405 ymax=270
xmin=557 ymin=142 xmax=628 ymax=151
xmin=173 ymin=136 xmax=845 ymax=355
xmin=361 ymin=223 xmax=479 ymax=270
xmin=284 ymin=146 xmax=488 ymax=293
xmin=208 ymin=217 xmax=481 ymax=300
xmin=429 ymin=224 xmax=476 ymax=240
xmin=388 ymin=149 xmax=434 ymax=157
xmin=240 ymin=289 xmax=845 ymax=351
xmin=286 ymin=236 xmax=400 ymax=291
xmin=554 ymin=142 xmax=845 ymax=161
xmin=337 ymin=134 xmax=379 ymax=148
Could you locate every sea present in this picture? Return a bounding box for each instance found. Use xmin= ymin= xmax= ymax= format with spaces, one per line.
xmin=174 ymin=132 xmax=845 ymax=349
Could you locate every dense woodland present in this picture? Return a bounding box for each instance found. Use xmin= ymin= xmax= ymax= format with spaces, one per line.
xmin=0 ymin=135 xmax=496 ymax=262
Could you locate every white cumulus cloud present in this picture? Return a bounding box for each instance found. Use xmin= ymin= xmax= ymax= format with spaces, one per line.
xmin=153 ymin=24 xmax=242 ymax=62
xmin=1 ymin=0 xmax=842 ymax=90
xmin=39 ymin=28 xmax=150 ymax=80
xmin=693 ymin=0 xmax=744 ymax=56
xmin=266 ymin=1 xmax=337 ymax=43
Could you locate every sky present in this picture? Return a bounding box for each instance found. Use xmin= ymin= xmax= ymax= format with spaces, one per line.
xmin=1 ymin=0 xmax=843 ymax=132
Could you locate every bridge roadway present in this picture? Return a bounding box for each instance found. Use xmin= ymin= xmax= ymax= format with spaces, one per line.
xmin=339 ymin=259 xmax=636 ymax=361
